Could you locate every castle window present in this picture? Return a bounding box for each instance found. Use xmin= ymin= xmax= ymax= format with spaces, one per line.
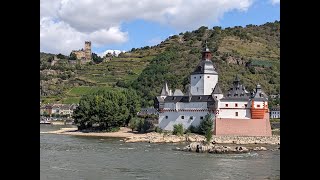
xmin=235 ymin=103 xmax=238 ymax=107
xmin=194 ymin=76 xmax=196 ymax=79
xmin=225 ymin=104 xmax=228 ymax=107
xmin=181 ymin=116 xmax=184 ymax=119
xmin=244 ymin=104 xmax=247 ymax=107
xmin=200 ymin=76 xmax=202 ymax=79
xmin=200 ymin=116 xmax=204 ymax=120
xmin=215 ymin=96 xmax=217 ymax=99
xmin=235 ymin=112 xmax=238 ymax=116
xmin=257 ymin=105 xmax=260 ymax=108
xmin=165 ymin=116 xmax=168 ymax=119
xmin=190 ymin=116 xmax=193 ymax=120
xmin=207 ymin=76 xmax=210 ymax=78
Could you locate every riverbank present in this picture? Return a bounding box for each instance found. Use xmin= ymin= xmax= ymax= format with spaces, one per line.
xmin=42 ymin=127 xmax=280 ymax=145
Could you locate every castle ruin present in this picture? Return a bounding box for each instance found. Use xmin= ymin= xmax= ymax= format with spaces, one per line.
xmin=71 ymin=41 xmax=92 ymax=63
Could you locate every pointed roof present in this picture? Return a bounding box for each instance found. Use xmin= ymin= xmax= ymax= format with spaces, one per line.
xmin=212 ymin=84 xmax=222 ymax=94
xmin=222 ymin=75 xmax=251 ymax=100
xmin=252 ymin=84 xmax=268 ymax=100
xmin=160 ymin=82 xmax=170 ymax=96
xmin=173 ymin=89 xmax=184 ymax=96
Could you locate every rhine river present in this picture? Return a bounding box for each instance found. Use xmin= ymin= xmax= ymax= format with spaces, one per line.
xmin=40 ymin=125 xmax=280 ymax=180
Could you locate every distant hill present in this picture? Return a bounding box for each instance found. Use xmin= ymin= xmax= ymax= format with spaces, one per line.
xmin=40 ymin=21 xmax=280 ymax=107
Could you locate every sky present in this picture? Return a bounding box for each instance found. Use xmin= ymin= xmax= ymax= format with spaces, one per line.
xmin=40 ymin=0 xmax=280 ymax=57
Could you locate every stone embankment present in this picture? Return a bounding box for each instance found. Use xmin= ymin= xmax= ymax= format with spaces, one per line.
xmin=43 ymin=127 xmax=280 ymax=145
xmin=125 ymin=133 xmax=280 ymax=145
xmin=174 ymin=142 xmax=276 ymax=154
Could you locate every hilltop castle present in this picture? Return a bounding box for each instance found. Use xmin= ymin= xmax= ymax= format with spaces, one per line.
xmin=72 ymin=41 xmax=92 ymax=63
xmin=154 ymin=42 xmax=272 ymax=136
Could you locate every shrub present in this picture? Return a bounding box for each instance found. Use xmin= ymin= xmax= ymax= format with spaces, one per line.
xmin=198 ymin=114 xmax=214 ymax=135
xmin=173 ymin=124 xmax=184 ymax=136
xmin=143 ymin=119 xmax=155 ymax=132
xmin=155 ymin=126 xmax=163 ymax=133
xmin=129 ymin=117 xmax=139 ymax=131
xmin=188 ymin=125 xmax=198 ymax=133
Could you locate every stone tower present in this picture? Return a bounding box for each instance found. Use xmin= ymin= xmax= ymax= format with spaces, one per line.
xmin=84 ymin=41 xmax=92 ymax=60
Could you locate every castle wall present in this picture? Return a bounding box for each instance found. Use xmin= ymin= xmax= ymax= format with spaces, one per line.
xmin=190 ymin=74 xmax=218 ymax=95
xmin=204 ymin=74 xmax=218 ymax=95
xmin=218 ymin=108 xmax=251 ymax=119
xmin=159 ymin=111 xmax=210 ymax=131
xmin=73 ymin=51 xmax=85 ymax=60
xmin=190 ymin=75 xmax=204 ymax=95
xmin=215 ymin=113 xmax=272 ymax=136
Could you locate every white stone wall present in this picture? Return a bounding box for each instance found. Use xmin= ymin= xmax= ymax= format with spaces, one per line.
xmin=190 ymin=74 xmax=218 ymax=95
xmin=217 ymin=108 xmax=251 ymax=119
xmin=159 ymin=111 xmax=210 ymax=131
xmin=204 ymin=74 xmax=218 ymax=95
xmin=219 ymin=101 xmax=248 ymax=109
xmin=190 ymin=75 xmax=204 ymax=95
xmin=218 ymin=100 xmax=250 ymax=119
xmin=252 ymin=101 xmax=265 ymax=108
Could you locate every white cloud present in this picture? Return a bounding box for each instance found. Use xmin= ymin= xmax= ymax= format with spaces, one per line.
xmin=270 ymin=0 xmax=280 ymax=5
xmin=41 ymin=0 xmax=254 ymax=54
xmin=40 ymin=17 xmax=127 ymax=55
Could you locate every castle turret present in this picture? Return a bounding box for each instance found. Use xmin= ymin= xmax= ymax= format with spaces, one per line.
xmin=202 ymin=40 xmax=212 ymax=60
xmin=190 ymin=40 xmax=218 ymax=95
xmin=212 ymin=83 xmax=223 ymax=100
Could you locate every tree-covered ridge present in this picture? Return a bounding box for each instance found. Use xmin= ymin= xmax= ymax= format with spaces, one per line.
xmin=129 ymin=21 xmax=280 ymax=106
xmin=40 ymin=21 xmax=279 ymax=106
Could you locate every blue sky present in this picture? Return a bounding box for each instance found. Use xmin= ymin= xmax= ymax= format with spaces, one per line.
xmin=40 ymin=0 xmax=280 ymax=56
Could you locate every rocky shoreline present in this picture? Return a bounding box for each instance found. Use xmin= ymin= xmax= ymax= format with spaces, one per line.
xmin=43 ymin=127 xmax=280 ymax=145
xmin=175 ymin=142 xmax=279 ymax=154
xmin=125 ymin=132 xmax=280 ymax=145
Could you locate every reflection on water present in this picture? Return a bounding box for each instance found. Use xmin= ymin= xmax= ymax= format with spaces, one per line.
xmin=40 ymin=125 xmax=280 ymax=180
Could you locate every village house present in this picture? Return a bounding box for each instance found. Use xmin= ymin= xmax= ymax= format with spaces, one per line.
xmin=154 ymin=42 xmax=271 ymax=136
xmin=270 ymin=106 xmax=280 ymax=119
xmin=40 ymin=104 xmax=78 ymax=116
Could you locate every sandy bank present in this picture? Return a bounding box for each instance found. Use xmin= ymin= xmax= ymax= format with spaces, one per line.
xmin=42 ymin=127 xmax=280 ymax=145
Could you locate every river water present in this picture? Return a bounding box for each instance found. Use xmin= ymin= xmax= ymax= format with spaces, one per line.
xmin=40 ymin=125 xmax=280 ymax=180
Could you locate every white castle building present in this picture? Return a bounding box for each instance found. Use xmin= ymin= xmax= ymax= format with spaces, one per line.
xmin=154 ymin=43 xmax=272 ymax=136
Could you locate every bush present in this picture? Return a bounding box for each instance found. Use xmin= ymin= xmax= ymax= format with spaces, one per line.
xmin=155 ymin=126 xmax=163 ymax=133
xmin=173 ymin=124 xmax=184 ymax=136
xmin=129 ymin=117 xmax=140 ymax=131
xmin=198 ymin=114 xmax=214 ymax=135
xmin=143 ymin=119 xmax=155 ymax=132
xmin=188 ymin=125 xmax=198 ymax=133
xmin=131 ymin=118 xmax=155 ymax=133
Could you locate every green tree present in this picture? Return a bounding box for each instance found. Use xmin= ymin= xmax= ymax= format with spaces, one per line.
xmin=92 ymin=53 xmax=103 ymax=63
xmin=69 ymin=52 xmax=77 ymax=60
xmin=57 ymin=53 xmax=66 ymax=59
xmin=198 ymin=114 xmax=214 ymax=135
xmin=73 ymin=89 xmax=129 ymax=131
